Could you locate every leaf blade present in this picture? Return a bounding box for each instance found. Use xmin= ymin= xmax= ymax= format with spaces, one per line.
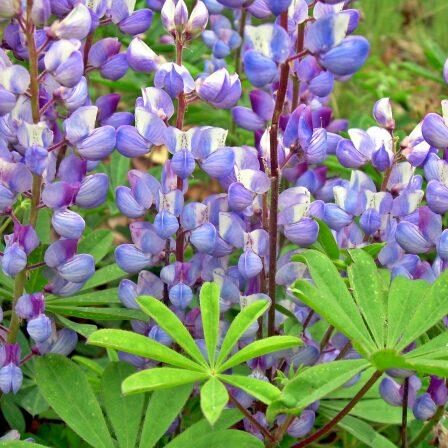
xmin=200 ymin=282 xmax=220 ymax=366
xmin=200 ymin=377 xmax=229 ymax=425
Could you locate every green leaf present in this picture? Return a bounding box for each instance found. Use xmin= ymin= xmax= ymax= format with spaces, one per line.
xmin=396 ymin=270 xmax=448 ymax=351
xmin=200 ymin=282 xmax=220 ymax=366
xmin=348 ymin=249 xmax=386 ymax=348
xmin=46 ymin=304 xmax=146 ymax=321
xmin=187 ymin=430 xmax=264 ymax=448
xmin=1 ymin=395 xmax=25 ymax=433
xmin=122 ymin=368 xmax=209 ymax=394
xmin=164 ymin=409 xmax=243 ymax=448
xmin=82 ymin=264 xmax=127 ymax=290
xmin=35 ymin=354 xmax=114 ymax=448
xmin=56 ymin=314 xmax=97 ymax=338
xmin=35 ymin=208 xmax=51 ymax=244
xmin=15 ymin=385 xmax=49 ymax=416
xmin=200 ymin=377 xmax=229 ymax=425
xmin=102 ymin=362 xmax=145 ymax=448
xmin=320 ymin=410 xmax=396 ymax=448
xmin=78 ymin=230 xmax=114 ymax=263
xmin=267 ymin=359 xmax=369 ymax=420
xmin=46 ymin=288 xmax=120 ymax=306
xmin=139 ymin=384 xmax=193 ymax=448
xmin=216 ymin=299 xmax=269 ymax=368
xmin=386 ymin=276 xmax=428 ymax=348
xmin=322 ymin=398 xmax=411 ymax=425
xmin=109 ymin=150 xmax=131 ymax=191
xmin=218 ymin=374 xmax=280 ymax=404
xmin=137 ymin=296 xmax=207 ymax=367
xmin=293 ymin=280 xmax=371 ymax=356
xmin=406 ymin=332 xmax=448 ymax=360
xmin=0 ymin=442 xmax=50 ymax=448
xmin=88 ymin=329 xmax=203 ymax=371
xmin=294 ymin=250 xmax=375 ymax=354
xmin=361 ymin=242 xmax=386 ymax=258
xmin=219 ymin=336 xmax=301 ymax=372
xmin=315 ymin=218 xmax=340 ymax=259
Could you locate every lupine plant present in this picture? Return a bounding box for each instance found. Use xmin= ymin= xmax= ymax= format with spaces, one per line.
xmin=0 ymin=0 xmax=446 ymax=447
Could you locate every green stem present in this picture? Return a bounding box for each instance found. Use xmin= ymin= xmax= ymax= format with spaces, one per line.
xmin=409 ymin=405 xmax=445 ymax=447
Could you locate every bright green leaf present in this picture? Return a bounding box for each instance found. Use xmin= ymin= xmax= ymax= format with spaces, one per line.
xmin=137 ymin=296 xmax=207 ymax=367
xmin=200 ymin=377 xmax=229 ymax=425
xmin=82 ymin=264 xmax=127 ymax=290
xmin=122 ymin=367 xmax=209 ymax=394
xmin=46 ymin=288 xmax=120 ymax=306
xmin=315 ymin=218 xmax=340 ymax=259
xmin=78 ymin=230 xmax=114 ymax=263
xmin=35 ymin=355 xmax=114 ymax=448
xmin=348 ymin=249 xmax=386 ymax=348
xmin=46 ymin=305 xmax=146 ymax=321
xmin=187 ymin=430 xmax=264 ymax=448
xmin=200 ymin=282 xmax=220 ymax=366
xmin=216 ymin=299 xmax=269 ymax=368
xmin=218 ymin=374 xmax=280 ymax=404
xmin=219 ymin=336 xmax=301 ymax=372
xmin=102 ymin=362 xmax=145 ymax=448
xmin=88 ymin=329 xmax=203 ymax=371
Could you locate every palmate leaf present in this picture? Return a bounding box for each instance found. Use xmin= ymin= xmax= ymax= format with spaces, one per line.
xmin=137 ymin=296 xmax=207 ymax=367
xmin=218 ymin=336 xmax=302 ymax=372
xmin=122 ymin=367 xmax=209 ymax=394
xmin=218 ymin=374 xmax=281 ymax=404
xmin=187 ymin=430 xmax=264 ymax=448
xmin=88 ymin=329 xmax=203 ymax=371
xmin=267 ymin=359 xmax=370 ymax=421
xmin=199 ymin=282 xmax=220 ymax=366
xmin=200 ymin=377 xmax=229 ymax=425
xmin=347 ymin=249 xmax=386 ymax=348
xmin=215 ymin=298 xmax=270 ymax=368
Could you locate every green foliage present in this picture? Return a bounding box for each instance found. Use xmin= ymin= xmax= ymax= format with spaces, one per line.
xmin=88 ymin=282 xmax=302 ymax=424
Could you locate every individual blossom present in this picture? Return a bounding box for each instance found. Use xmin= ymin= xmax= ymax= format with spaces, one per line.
xmin=202 ymin=15 xmax=242 ymax=60
xmin=196 ymin=68 xmax=242 ymax=108
xmin=0 ymin=344 xmax=22 ymax=394
xmin=155 ymin=63 xmax=195 ymax=99
xmin=232 ymin=89 xmax=275 ymax=132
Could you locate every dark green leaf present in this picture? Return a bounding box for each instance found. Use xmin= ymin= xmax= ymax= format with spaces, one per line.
xmin=46 ymin=305 xmax=146 ymax=321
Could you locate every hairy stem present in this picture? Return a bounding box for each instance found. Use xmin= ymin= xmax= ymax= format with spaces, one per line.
xmin=292 ymin=371 xmax=383 ymax=448
xmin=268 ymin=11 xmax=289 ymax=337
xmin=409 ymin=405 xmax=445 ymax=447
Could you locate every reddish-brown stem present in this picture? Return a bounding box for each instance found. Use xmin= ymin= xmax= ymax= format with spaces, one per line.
xmin=291 ymin=23 xmax=306 ymax=111
xmin=234 ymin=8 xmax=247 ymax=73
xmin=268 ymin=11 xmax=290 ymax=337
xmin=228 ymin=394 xmax=275 ymax=442
xmin=292 ymin=371 xmax=382 ymax=448
xmin=286 ymin=49 xmax=308 ymax=64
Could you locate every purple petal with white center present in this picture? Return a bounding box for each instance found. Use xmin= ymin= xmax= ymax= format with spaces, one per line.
xmin=373 ymin=97 xmax=395 ymax=129
xmin=135 ymin=108 xmax=166 ymax=145
xmin=219 ymin=212 xmax=245 ymax=247
xmin=0 ymin=88 xmax=17 ymax=116
xmin=50 ymin=4 xmax=92 ymax=40
xmin=1 ymin=65 xmax=30 ymax=95
xmin=228 ymin=182 xmax=254 ymax=211
xmin=141 ymin=87 xmax=175 ymax=120
xmin=127 ymin=37 xmax=159 ymax=73
xmin=306 ymin=128 xmax=327 ymax=164
xmin=336 ymin=138 xmax=367 ymax=168
xmin=305 ymin=13 xmax=349 ymax=54
xmin=181 ymin=202 xmax=207 ymax=230
xmin=239 ymin=169 xmax=270 ymax=194
xmin=88 ymin=37 xmax=121 ymax=68
xmin=130 ymin=222 xmax=166 ymax=255
xmin=171 ymin=149 xmax=196 ymax=179
xmin=64 ymin=105 xmax=97 ymax=144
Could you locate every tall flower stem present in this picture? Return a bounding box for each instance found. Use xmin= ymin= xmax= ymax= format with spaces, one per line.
xmin=8 ymin=0 xmax=42 ymax=345
xmin=175 ymin=37 xmax=186 ymax=262
xmin=291 ymin=371 xmax=382 ymax=448
xmin=234 ymin=8 xmax=247 ymax=74
xmin=267 ymin=11 xmax=290 ymax=337
xmin=291 ymin=23 xmax=305 ymax=111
